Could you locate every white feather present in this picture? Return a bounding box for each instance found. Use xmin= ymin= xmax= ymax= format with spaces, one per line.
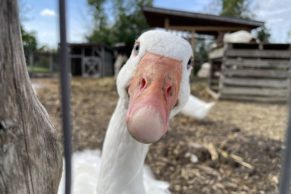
xmin=181 ymin=95 xmax=215 ymax=119
xmin=223 ymin=30 xmax=253 ymax=43
xmin=57 ymin=150 xmax=171 ymax=194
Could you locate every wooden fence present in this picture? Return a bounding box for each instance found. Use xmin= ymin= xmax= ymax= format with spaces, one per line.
xmin=209 ymin=43 xmax=291 ymax=102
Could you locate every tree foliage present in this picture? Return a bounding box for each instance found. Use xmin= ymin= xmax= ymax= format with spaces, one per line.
xmin=255 ymin=25 xmax=271 ymax=43
xmin=19 ymin=1 xmax=38 ymax=53
xmin=21 ymin=26 xmax=37 ymax=52
xmin=86 ymin=0 xmax=152 ymax=46
xmin=219 ymin=0 xmax=251 ymax=19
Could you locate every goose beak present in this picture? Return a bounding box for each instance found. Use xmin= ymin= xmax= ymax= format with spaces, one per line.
xmin=126 ymin=52 xmax=182 ymax=144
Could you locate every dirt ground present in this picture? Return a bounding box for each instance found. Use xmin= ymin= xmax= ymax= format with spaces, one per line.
xmin=32 ymin=77 xmax=287 ymax=194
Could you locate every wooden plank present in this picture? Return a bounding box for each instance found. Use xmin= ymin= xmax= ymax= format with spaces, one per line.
xmin=210 ymin=85 xmax=219 ymax=91
xmin=209 ymin=47 xmax=224 ymax=59
xmin=210 ymin=79 xmax=219 ymax=85
xmin=221 ymin=86 xmax=288 ymax=97
xmin=227 ymin=43 xmax=259 ymax=50
xmin=223 ymin=69 xmax=288 ymax=78
xmin=168 ymin=25 xmax=250 ymax=32
xmin=226 ymin=49 xmax=291 ymax=59
xmin=263 ymin=44 xmax=291 ymax=50
xmin=224 ymin=58 xmax=290 ymax=69
xmin=222 ymin=78 xmax=288 ymax=88
xmin=228 ymin=43 xmax=291 ymax=51
xmin=207 ymin=88 xmax=220 ymax=99
xmin=220 ymin=95 xmax=287 ymax=103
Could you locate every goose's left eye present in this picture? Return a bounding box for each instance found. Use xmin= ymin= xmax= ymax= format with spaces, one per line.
xmin=133 ymin=43 xmax=140 ymax=56
xmin=187 ymin=57 xmax=193 ymax=70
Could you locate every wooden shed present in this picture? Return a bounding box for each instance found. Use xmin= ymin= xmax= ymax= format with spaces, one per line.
xmin=209 ymin=43 xmax=291 ymax=102
xmin=68 ymin=43 xmax=114 ymax=77
xmin=142 ymin=6 xmax=263 ymax=49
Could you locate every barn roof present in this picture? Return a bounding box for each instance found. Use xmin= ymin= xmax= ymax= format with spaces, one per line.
xmin=142 ymin=6 xmax=264 ymax=36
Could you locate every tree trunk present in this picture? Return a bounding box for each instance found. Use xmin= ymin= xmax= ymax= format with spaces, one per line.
xmin=0 ymin=0 xmax=62 ymax=193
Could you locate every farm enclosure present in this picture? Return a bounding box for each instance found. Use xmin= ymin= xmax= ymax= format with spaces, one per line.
xmin=32 ymin=77 xmax=287 ymax=194
xmin=209 ymin=43 xmax=291 ymax=103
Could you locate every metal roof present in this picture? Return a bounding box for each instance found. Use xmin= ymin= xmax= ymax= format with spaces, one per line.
xmin=142 ymin=6 xmax=264 ymax=36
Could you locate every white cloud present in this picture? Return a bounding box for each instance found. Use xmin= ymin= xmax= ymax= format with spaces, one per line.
xmin=40 ymin=9 xmax=57 ymax=17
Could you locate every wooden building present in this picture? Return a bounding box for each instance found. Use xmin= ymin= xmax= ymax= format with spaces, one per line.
xmin=68 ymin=43 xmax=114 ymax=77
xmin=142 ymin=6 xmax=263 ymax=49
xmin=209 ymin=43 xmax=291 ymax=102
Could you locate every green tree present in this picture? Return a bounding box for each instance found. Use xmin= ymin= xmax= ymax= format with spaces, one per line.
xmin=255 ymin=25 xmax=270 ymax=43
xmin=21 ymin=26 xmax=37 ymax=52
xmin=86 ymin=0 xmax=112 ymax=44
xmin=86 ymin=0 xmax=152 ymax=46
xmin=20 ymin=26 xmax=38 ymax=66
xmin=19 ymin=0 xmax=39 ymax=66
xmin=205 ymin=0 xmax=252 ymax=18
xmin=221 ymin=0 xmax=242 ymax=17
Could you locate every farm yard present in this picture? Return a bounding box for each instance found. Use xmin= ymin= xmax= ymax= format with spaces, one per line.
xmin=32 ymin=77 xmax=287 ymax=194
xmin=1 ymin=0 xmax=291 ymax=193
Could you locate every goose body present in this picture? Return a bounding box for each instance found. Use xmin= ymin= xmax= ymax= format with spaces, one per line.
xmin=58 ymin=150 xmax=170 ymax=194
xmin=57 ymin=30 xmax=209 ymax=194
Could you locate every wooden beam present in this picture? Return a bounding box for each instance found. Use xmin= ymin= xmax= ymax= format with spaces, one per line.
xmin=223 ymin=69 xmax=288 ymax=78
xmin=221 ymin=87 xmax=287 ymax=97
xmin=220 ymin=95 xmax=287 ymax=103
xmin=167 ymin=25 xmax=250 ymax=32
xmin=191 ymin=30 xmax=196 ymax=51
xmin=164 ymin=18 xmax=170 ymax=29
xmin=222 ymin=77 xmax=289 ymax=88
xmin=226 ymin=49 xmax=291 ymax=59
xmin=224 ymin=58 xmax=290 ymax=69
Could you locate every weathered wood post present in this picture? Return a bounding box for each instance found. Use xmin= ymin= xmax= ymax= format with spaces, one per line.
xmin=0 ymin=0 xmax=62 ymax=193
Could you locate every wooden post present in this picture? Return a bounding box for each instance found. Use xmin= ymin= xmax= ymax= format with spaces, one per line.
xmin=0 ymin=1 xmax=62 ymax=194
xmin=164 ymin=18 xmax=170 ymax=30
xmin=49 ymin=52 xmax=53 ymax=72
xmin=191 ymin=30 xmax=196 ymax=51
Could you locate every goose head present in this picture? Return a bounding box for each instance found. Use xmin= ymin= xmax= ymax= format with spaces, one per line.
xmin=117 ymin=30 xmax=193 ymax=144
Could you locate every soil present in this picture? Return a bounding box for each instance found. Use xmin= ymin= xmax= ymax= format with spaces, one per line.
xmin=32 ymin=77 xmax=288 ymax=194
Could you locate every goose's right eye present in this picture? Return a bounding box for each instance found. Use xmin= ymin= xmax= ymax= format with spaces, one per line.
xmin=133 ymin=42 xmax=140 ymax=56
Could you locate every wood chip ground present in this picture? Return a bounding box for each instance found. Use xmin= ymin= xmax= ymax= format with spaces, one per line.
xmin=33 ymin=77 xmax=287 ymax=194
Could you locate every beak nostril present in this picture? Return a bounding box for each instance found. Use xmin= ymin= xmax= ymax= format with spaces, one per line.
xmin=166 ymin=86 xmax=173 ymax=97
xmin=140 ymin=78 xmax=147 ymax=90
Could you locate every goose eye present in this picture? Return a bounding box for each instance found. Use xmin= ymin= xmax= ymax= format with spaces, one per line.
xmin=133 ymin=43 xmax=140 ymax=55
xmin=187 ymin=57 xmax=193 ymax=70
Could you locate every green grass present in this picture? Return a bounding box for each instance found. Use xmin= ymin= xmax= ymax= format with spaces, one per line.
xmin=28 ymin=66 xmax=50 ymax=73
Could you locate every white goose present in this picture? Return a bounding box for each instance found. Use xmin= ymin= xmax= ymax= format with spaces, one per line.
xmin=58 ymin=30 xmax=207 ymax=194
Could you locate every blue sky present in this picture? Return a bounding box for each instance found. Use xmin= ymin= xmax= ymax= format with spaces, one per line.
xmin=20 ymin=0 xmax=291 ymax=49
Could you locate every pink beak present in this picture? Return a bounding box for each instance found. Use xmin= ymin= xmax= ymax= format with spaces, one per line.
xmin=126 ymin=52 xmax=182 ymax=144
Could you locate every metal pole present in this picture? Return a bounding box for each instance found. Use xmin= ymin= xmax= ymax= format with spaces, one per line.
xmin=58 ymin=0 xmax=72 ymax=194
xmin=279 ymin=58 xmax=291 ymax=194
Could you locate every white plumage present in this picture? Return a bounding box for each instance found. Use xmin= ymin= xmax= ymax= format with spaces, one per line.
xmin=223 ymin=30 xmax=254 ymax=43
xmin=58 ymin=150 xmax=170 ymax=194
xmin=181 ymin=95 xmax=215 ymax=120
